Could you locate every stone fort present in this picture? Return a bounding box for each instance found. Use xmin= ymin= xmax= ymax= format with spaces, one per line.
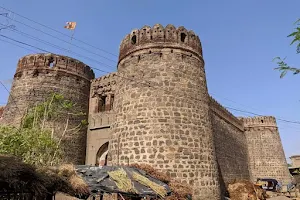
xmin=0 ymin=24 xmax=291 ymax=199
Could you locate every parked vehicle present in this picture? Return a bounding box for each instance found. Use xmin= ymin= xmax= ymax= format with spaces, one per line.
xmin=255 ymin=178 xmax=281 ymax=192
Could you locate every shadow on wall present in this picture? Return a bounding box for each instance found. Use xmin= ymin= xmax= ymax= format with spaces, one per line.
xmin=217 ymin=160 xmax=228 ymax=198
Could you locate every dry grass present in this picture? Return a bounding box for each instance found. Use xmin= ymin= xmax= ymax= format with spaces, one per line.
xmin=38 ymin=164 xmax=89 ymax=197
xmin=69 ymin=174 xmax=89 ymax=195
xmin=132 ymin=171 xmax=167 ymax=198
xmin=58 ymin=164 xmax=76 ymax=177
xmin=130 ymin=163 xmax=171 ymax=184
xmin=0 ymin=155 xmax=89 ymax=198
xmin=227 ymin=179 xmax=269 ymax=200
xmin=0 ymin=154 xmax=47 ymax=197
xmin=130 ymin=163 xmax=192 ymax=199
xmin=167 ymin=179 xmax=192 ymax=199
xmin=107 ymin=168 xmax=137 ymax=194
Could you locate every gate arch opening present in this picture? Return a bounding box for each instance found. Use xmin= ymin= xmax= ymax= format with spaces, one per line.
xmin=96 ymin=142 xmax=109 ymax=167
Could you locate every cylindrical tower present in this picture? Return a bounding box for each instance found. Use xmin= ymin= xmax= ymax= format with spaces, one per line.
xmin=2 ymin=53 xmax=94 ymax=164
xmin=108 ymin=24 xmax=221 ymax=199
xmin=241 ymin=116 xmax=291 ymax=184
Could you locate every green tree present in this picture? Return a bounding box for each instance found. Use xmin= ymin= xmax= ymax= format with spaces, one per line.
xmin=274 ymin=19 xmax=300 ymax=78
xmin=0 ymin=93 xmax=86 ymax=166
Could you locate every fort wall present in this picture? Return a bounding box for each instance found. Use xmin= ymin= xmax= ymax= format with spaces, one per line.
xmin=290 ymin=155 xmax=300 ymax=168
xmin=209 ymin=97 xmax=250 ymax=195
xmin=240 ymin=116 xmax=291 ymax=184
xmin=2 ymin=53 xmax=94 ymax=164
xmin=108 ymin=24 xmax=221 ymax=199
xmin=1 ymin=23 xmax=292 ymax=199
xmin=86 ymin=73 xmax=117 ymax=165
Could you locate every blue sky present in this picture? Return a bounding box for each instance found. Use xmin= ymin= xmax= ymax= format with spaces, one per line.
xmin=0 ymin=0 xmax=299 ymax=162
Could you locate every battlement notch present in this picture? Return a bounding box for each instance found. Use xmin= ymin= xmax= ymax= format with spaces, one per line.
xmin=16 ymin=53 xmax=95 ymax=80
xmin=119 ymin=24 xmax=203 ymax=62
xmin=239 ymin=116 xmax=277 ymax=127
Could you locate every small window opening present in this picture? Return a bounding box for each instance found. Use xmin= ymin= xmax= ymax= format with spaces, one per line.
xmin=48 ymin=57 xmax=54 ymax=68
xmin=131 ymin=35 xmax=137 ymax=45
xmin=261 ymin=120 xmax=264 ymax=123
xmin=98 ymin=96 xmax=107 ymax=112
xmin=110 ymin=94 xmax=114 ymax=110
xmin=180 ymin=33 xmax=187 ymax=43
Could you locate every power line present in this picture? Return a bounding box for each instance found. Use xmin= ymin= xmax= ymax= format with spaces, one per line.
xmin=1 ymin=30 xmax=300 ymax=126
xmin=0 ymin=5 xmax=296 ymax=125
xmin=225 ymin=106 xmax=300 ymax=125
xmin=0 ymin=31 xmax=116 ymax=71
xmin=0 ymin=5 xmax=118 ymax=57
xmin=0 ymin=80 xmax=22 ymax=115
xmin=0 ymin=21 xmax=300 ymax=127
xmin=0 ymin=14 xmax=117 ymax=64
xmin=0 ymin=37 xmax=36 ymax=52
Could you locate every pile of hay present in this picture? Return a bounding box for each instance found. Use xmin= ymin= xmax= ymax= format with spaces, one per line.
xmin=132 ymin=171 xmax=167 ymax=198
xmin=130 ymin=163 xmax=192 ymax=200
xmin=227 ymin=179 xmax=269 ymax=200
xmin=0 ymin=154 xmax=47 ymax=197
xmin=166 ymin=180 xmax=192 ymax=200
xmin=130 ymin=163 xmax=171 ymax=184
xmin=38 ymin=164 xmax=89 ymax=197
xmin=0 ymin=155 xmax=89 ymax=199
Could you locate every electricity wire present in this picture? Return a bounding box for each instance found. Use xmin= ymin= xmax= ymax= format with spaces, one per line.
xmin=1 ymin=34 xmax=299 ymax=126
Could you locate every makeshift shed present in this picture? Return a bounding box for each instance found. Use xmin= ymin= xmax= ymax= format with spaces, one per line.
xmin=75 ymin=165 xmax=172 ymax=199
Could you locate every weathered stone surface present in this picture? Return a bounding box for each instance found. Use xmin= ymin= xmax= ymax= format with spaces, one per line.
xmin=2 ymin=24 xmax=291 ymax=200
xmin=1 ymin=53 xmax=94 ymax=164
xmin=210 ymin=97 xmax=250 ymax=196
xmin=240 ymin=116 xmax=291 ymax=184
xmin=108 ymin=24 xmax=221 ymax=200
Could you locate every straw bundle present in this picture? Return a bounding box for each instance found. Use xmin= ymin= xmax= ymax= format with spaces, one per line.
xmin=130 ymin=163 xmax=171 ymax=184
xmin=108 ymin=168 xmax=137 ymax=193
xmin=132 ymin=171 xmax=167 ymax=198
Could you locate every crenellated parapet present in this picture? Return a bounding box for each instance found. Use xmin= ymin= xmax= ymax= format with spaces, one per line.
xmin=239 ymin=116 xmax=277 ymax=128
xmin=16 ymin=53 xmax=95 ymax=80
xmin=209 ymin=96 xmax=244 ymax=131
xmin=119 ymin=24 xmax=203 ymax=62
xmin=91 ymin=72 xmax=118 ymax=97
